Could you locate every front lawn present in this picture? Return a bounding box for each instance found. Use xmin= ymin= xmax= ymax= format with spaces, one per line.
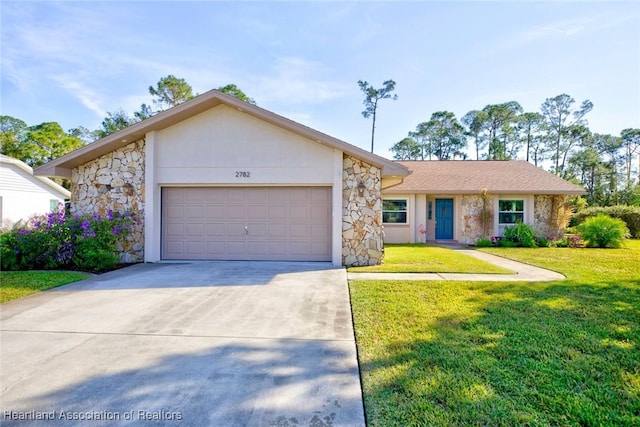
xmin=0 ymin=271 xmax=89 ymax=303
xmin=348 ymin=244 xmax=512 ymax=274
xmin=350 ymin=241 xmax=640 ymax=426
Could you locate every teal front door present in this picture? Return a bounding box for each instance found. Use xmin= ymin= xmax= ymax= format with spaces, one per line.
xmin=435 ymin=199 xmax=454 ymax=239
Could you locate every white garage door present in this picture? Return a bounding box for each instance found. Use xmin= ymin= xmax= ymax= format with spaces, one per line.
xmin=162 ymin=187 xmax=332 ymax=261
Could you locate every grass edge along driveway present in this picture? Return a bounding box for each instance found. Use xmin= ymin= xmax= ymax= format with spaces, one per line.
xmin=1 ymin=271 xmax=90 ymax=303
xmin=350 ymin=241 xmax=640 ymax=426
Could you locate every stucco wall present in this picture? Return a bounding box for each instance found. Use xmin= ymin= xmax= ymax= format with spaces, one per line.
xmin=154 ymin=105 xmax=335 ymax=185
xmin=71 ymin=140 xmax=145 ymax=262
xmin=342 ymin=155 xmax=383 ymax=266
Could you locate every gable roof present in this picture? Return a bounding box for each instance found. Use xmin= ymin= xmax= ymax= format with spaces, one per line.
xmin=385 ymin=160 xmax=585 ymax=195
xmin=0 ymin=154 xmax=70 ymax=198
xmin=34 ymin=89 xmax=409 ymax=179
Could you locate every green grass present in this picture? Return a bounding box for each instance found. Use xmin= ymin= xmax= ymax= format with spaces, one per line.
xmin=1 ymin=271 xmax=89 ymax=303
xmin=350 ymin=240 xmax=640 ymax=426
xmin=348 ymin=244 xmax=512 ymax=274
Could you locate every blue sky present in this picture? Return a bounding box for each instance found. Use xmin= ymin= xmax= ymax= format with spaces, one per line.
xmin=1 ymin=1 xmax=639 ymax=158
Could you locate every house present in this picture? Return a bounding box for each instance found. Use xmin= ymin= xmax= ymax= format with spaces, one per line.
xmin=383 ymin=160 xmax=585 ymax=245
xmin=34 ymin=89 xmax=409 ymax=266
xmin=0 ymin=154 xmax=71 ymax=228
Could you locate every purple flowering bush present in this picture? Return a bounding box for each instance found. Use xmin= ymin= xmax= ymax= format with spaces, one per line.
xmin=0 ymin=206 xmax=135 ymax=272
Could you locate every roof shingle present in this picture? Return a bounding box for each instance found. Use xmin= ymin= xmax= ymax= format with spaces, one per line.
xmin=386 ymin=160 xmax=585 ymax=195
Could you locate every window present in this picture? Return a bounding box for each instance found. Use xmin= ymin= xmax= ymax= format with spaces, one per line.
xmin=427 ymin=201 xmax=433 ymax=220
xmin=499 ymin=200 xmax=524 ymax=224
xmin=50 ymin=199 xmax=59 ymax=212
xmin=383 ymin=199 xmax=408 ymax=223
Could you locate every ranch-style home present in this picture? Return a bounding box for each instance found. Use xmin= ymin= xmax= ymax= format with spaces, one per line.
xmin=383 ymin=160 xmax=585 ymax=245
xmin=35 ymin=89 xmax=409 ymax=266
xmin=35 ymin=89 xmax=584 ymax=266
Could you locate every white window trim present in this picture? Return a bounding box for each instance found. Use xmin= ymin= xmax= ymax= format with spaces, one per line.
xmin=498 ymin=199 xmax=525 ymax=225
xmin=382 ymin=198 xmax=408 ymax=224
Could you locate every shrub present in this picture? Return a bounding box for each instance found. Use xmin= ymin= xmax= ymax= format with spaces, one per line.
xmin=502 ymin=222 xmax=538 ymax=248
xmin=475 ymin=238 xmax=492 ymax=247
xmin=499 ymin=239 xmax=518 ymax=248
xmin=536 ymin=237 xmax=551 ymax=247
xmin=572 ymin=205 xmax=640 ymax=238
xmin=576 ymin=215 xmax=629 ymax=248
xmin=0 ymin=208 xmax=134 ymax=272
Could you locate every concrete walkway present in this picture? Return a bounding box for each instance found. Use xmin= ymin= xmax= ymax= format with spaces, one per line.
xmin=348 ymin=249 xmax=565 ymax=282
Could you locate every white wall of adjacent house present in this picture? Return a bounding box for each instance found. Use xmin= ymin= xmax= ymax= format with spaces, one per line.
xmin=144 ymin=104 xmax=344 ymax=265
xmin=0 ymin=162 xmax=68 ymax=227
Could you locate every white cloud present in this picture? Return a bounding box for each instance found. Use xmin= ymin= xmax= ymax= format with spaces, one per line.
xmin=252 ymin=56 xmax=352 ymax=105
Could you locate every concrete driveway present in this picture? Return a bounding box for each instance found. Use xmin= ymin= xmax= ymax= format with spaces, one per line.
xmin=0 ymin=262 xmax=365 ymax=426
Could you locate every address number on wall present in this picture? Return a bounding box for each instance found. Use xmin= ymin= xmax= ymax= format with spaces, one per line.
xmin=235 ymin=171 xmax=251 ymax=178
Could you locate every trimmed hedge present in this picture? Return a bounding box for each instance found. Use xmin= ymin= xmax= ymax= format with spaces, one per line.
xmin=572 ymin=205 xmax=640 ymax=238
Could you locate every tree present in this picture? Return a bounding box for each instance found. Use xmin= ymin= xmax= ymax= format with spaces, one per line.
xmin=517 ymin=112 xmax=545 ymax=164
xmin=568 ymin=132 xmax=621 ymax=205
xmin=358 ymin=79 xmax=398 ymax=153
xmin=620 ymin=128 xmax=640 ymax=191
xmin=409 ymin=122 xmax=432 ymax=160
xmin=134 ymin=103 xmax=154 ymax=122
xmin=461 ymin=110 xmax=487 ymax=160
xmin=68 ymin=126 xmax=99 ymax=144
xmin=390 ymin=137 xmax=422 ymax=160
xmin=540 ymin=94 xmax=593 ymax=177
xmin=420 ymin=111 xmax=467 ymax=160
xmin=149 ymin=74 xmax=194 ymax=111
xmin=218 ymin=84 xmax=256 ymax=105
xmin=96 ymin=110 xmax=134 ymax=139
xmin=21 ymin=122 xmax=84 ymax=167
xmin=482 ymin=101 xmax=523 ymax=160
xmin=0 ymin=115 xmax=28 ymax=160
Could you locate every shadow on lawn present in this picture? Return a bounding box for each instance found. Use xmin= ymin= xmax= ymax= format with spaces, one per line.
xmin=357 ymin=280 xmax=640 ymax=426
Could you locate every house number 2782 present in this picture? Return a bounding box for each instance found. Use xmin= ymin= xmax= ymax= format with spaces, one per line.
xmin=235 ymin=171 xmax=251 ymax=178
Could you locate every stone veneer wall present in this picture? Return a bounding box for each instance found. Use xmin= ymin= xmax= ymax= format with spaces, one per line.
xmin=71 ymin=140 xmax=145 ymax=262
xmin=534 ymin=195 xmax=570 ymax=241
xmin=342 ymin=155 xmax=383 ymax=266
xmin=460 ymin=194 xmax=495 ymax=244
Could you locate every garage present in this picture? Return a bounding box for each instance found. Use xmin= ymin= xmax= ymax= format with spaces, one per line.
xmin=162 ymin=186 xmax=332 ymax=261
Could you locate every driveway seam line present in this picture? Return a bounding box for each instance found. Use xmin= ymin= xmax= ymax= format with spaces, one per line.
xmin=0 ymin=329 xmax=355 ymax=342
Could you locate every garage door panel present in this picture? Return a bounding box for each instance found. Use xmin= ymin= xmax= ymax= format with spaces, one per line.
xmin=290 ymin=224 xmax=309 ymax=239
xmin=310 ymin=188 xmax=330 ymax=202
xmin=226 ymin=205 xmax=246 ymax=218
xmin=206 ymin=223 xmax=226 ymax=237
xmin=290 ymin=205 xmax=309 ymax=221
xmin=162 ymin=187 xmax=331 ymax=261
xmin=165 ymin=241 xmax=184 ymax=256
xmin=165 ymin=223 xmax=184 ymax=237
xmin=206 ymin=205 xmax=226 ymax=219
xmin=311 ymin=208 xmax=330 ymax=221
xmin=227 ymin=189 xmax=245 ymax=203
xmin=268 ymin=223 xmax=287 ymax=237
xmin=247 ymin=205 xmax=268 ymax=220
xmin=186 ymin=241 xmax=205 ymax=255
xmin=311 ymin=242 xmax=331 ymax=256
xmin=166 ymin=205 xmax=184 ymax=219
xmin=186 ymin=223 xmax=205 ymax=236
xmin=268 ymin=206 xmax=287 ymax=221
xmin=207 ymin=241 xmax=226 ymax=256
xmin=226 ymin=241 xmax=246 ymax=255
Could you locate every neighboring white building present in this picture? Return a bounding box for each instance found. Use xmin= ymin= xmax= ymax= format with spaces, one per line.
xmin=0 ymin=154 xmax=71 ymax=228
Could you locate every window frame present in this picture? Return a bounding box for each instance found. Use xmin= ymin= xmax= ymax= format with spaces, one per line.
xmin=382 ymin=199 xmax=408 ymax=224
xmin=498 ymin=199 xmax=524 ymax=225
